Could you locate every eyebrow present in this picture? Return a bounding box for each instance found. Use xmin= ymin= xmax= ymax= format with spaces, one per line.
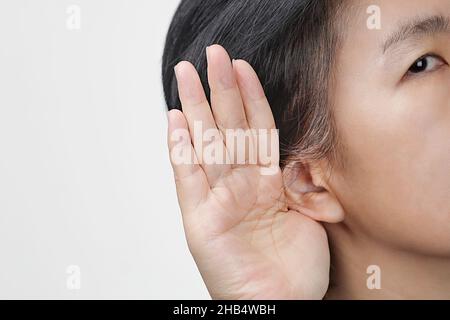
xmin=382 ymin=15 xmax=450 ymax=54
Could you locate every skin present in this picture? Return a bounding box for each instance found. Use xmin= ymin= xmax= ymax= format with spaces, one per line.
xmin=325 ymin=0 xmax=450 ymax=299
xmin=167 ymin=0 xmax=450 ymax=299
xmin=168 ymin=47 xmax=330 ymax=300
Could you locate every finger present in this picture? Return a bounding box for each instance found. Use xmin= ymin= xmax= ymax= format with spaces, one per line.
xmin=233 ymin=59 xmax=279 ymax=169
xmin=174 ymin=61 xmax=231 ymax=186
xmin=167 ymin=109 xmax=209 ymax=213
xmin=207 ymin=45 xmax=249 ymax=131
xmin=206 ymin=45 xmax=254 ymax=165
xmin=232 ymin=59 xmax=276 ymax=130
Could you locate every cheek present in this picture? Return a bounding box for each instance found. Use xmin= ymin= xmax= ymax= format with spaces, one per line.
xmin=331 ymin=77 xmax=450 ymax=254
xmin=337 ymin=71 xmax=450 ymax=189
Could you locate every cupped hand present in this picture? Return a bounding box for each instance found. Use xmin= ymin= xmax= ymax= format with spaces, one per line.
xmin=167 ymin=45 xmax=330 ymax=300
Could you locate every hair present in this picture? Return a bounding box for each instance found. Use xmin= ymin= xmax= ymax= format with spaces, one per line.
xmin=162 ymin=0 xmax=347 ymax=168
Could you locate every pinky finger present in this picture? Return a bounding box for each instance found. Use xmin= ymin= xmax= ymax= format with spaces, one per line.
xmin=167 ymin=109 xmax=210 ymax=213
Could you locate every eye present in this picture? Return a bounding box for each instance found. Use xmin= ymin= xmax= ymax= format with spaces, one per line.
xmin=406 ymin=54 xmax=446 ymax=76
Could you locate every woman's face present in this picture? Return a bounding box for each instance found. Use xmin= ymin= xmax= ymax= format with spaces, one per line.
xmin=329 ymin=0 xmax=450 ymax=255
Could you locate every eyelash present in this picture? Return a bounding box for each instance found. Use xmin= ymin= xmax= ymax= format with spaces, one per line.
xmin=404 ymin=54 xmax=447 ymax=79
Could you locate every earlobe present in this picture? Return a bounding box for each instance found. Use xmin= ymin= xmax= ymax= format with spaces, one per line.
xmin=283 ymin=162 xmax=345 ymax=224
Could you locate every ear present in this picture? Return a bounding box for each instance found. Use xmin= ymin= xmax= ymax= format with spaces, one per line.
xmin=283 ymin=161 xmax=345 ymax=223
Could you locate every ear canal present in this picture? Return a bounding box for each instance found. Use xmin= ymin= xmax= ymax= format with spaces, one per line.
xmin=283 ymin=162 xmax=345 ymax=223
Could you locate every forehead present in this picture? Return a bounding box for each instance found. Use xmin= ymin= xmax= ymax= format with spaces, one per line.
xmin=343 ymin=0 xmax=450 ymax=45
xmin=333 ymin=0 xmax=450 ymax=78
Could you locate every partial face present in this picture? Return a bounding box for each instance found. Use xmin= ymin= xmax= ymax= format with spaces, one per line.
xmin=329 ymin=0 xmax=450 ymax=255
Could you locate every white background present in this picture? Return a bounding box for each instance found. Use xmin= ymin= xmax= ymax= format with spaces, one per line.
xmin=0 ymin=0 xmax=209 ymax=299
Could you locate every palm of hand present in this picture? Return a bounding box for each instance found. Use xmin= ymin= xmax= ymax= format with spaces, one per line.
xmin=168 ymin=45 xmax=330 ymax=300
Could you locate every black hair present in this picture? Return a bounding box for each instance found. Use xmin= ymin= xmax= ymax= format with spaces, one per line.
xmin=162 ymin=0 xmax=346 ymax=167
